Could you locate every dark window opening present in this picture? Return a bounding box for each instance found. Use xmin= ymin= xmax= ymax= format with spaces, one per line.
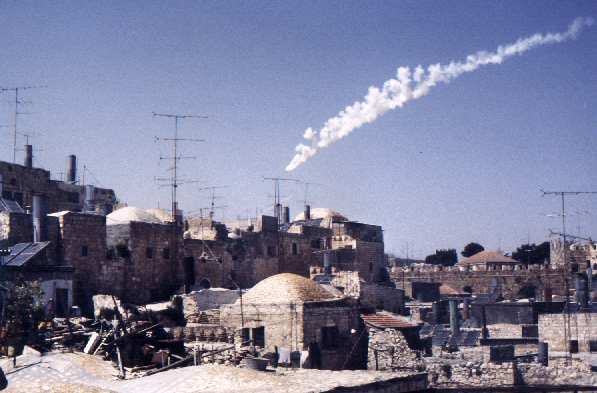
xmin=267 ymin=245 xmax=276 ymax=257
xmin=162 ymin=247 xmax=170 ymax=259
xmin=116 ymin=243 xmax=130 ymax=258
xmin=67 ymin=192 xmax=79 ymax=203
xmin=571 ymin=263 xmax=579 ymax=273
xmin=311 ymin=239 xmax=322 ymax=249
xmin=292 ymin=243 xmax=298 ymax=255
xmin=241 ymin=328 xmax=250 ymax=345
xmin=106 ymin=249 xmax=114 ymax=259
xmin=81 ymin=245 xmax=88 ymax=257
xmin=321 ymin=326 xmax=339 ymax=349
xmin=589 ymin=341 xmax=597 ymax=353
xmin=463 ymin=286 xmax=473 ymax=294
xmin=252 ymin=327 xmax=265 ymax=347
xmin=146 ymin=247 xmax=153 ymax=259
xmin=570 ymin=340 xmax=579 ymax=354
xmin=199 ymin=278 xmax=211 ymax=289
xmin=369 ymin=262 xmax=373 ymax=272
xmin=2 ymin=190 xmax=11 ymax=200
xmin=9 ymin=178 xmax=16 ymax=186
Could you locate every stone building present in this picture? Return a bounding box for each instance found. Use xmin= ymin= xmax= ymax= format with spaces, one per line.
xmin=539 ymin=311 xmax=597 ymax=353
xmin=550 ymin=238 xmax=597 ymax=272
xmin=456 ymin=250 xmax=521 ymax=271
xmin=0 ymin=153 xmax=117 ymax=215
xmin=220 ymin=273 xmax=363 ymax=369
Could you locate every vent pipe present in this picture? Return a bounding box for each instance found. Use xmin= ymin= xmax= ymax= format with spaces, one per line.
xmin=85 ymin=185 xmax=95 ymax=213
xmin=323 ymin=251 xmax=332 ymax=275
xmin=449 ymin=300 xmax=459 ymax=335
xmin=24 ymin=145 xmax=33 ymax=168
xmin=304 ymin=204 xmax=311 ymax=220
xmin=67 ymin=155 xmax=77 ymax=184
xmin=32 ymin=194 xmax=48 ymax=242
xmin=283 ymin=206 xmax=290 ymax=224
xmin=462 ymin=297 xmax=471 ymax=320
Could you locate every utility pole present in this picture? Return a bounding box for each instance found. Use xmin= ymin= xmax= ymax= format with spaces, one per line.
xmin=263 ymin=177 xmax=300 ymax=225
xmin=541 ymin=189 xmax=597 ymax=362
xmin=0 ymin=85 xmax=45 ymax=163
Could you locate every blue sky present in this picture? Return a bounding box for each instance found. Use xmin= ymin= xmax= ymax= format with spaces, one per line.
xmin=1 ymin=1 xmax=596 ymax=258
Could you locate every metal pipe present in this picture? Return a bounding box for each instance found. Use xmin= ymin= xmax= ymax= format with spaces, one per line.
xmin=449 ymin=300 xmax=459 ymax=335
xmin=304 ymin=204 xmax=311 ymax=220
xmin=32 ymin=194 xmax=47 ymax=242
xmin=67 ymin=155 xmax=77 ymax=184
xmin=24 ymin=145 xmax=32 ymax=168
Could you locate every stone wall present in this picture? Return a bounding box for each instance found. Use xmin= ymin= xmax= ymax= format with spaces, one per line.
xmin=367 ymin=327 xmax=422 ymax=371
xmin=392 ymin=266 xmax=567 ymax=301
xmin=539 ymin=312 xmax=597 ymax=352
xmin=427 ymin=359 xmax=515 ymax=387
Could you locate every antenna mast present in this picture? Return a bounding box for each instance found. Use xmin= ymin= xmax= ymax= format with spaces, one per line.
xmin=541 ymin=189 xmax=597 ymax=362
xmin=153 ymin=112 xmax=206 ymax=222
xmin=263 ymin=177 xmax=300 ymax=225
xmin=0 ymin=85 xmax=45 ymax=163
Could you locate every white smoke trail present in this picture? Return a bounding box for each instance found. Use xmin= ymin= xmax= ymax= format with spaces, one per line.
xmin=285 ymin=17 xmax=594 ymax=171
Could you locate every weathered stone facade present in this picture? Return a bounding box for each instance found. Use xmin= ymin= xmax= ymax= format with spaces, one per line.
xmin=367 ymin=327 xmax=422 ymax=371
xmin=392 ymin=265 xmax=567 ymax=300
xmin=539 ymin=312 xmax=597 ymax=353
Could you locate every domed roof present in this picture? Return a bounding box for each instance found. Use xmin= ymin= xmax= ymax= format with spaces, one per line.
xmin=107 ymin=207 xmax=162 ymax=225
xmin=145 ymin=208 xmax=173 ymax=223
xmin=293 ymin=208 xmax=348 ymax=222
xmin=242 ymin=273 xmax=338 ymax=304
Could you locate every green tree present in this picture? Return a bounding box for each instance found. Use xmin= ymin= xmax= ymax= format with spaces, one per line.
xmin=425 ymin=249 xmax=458 ymax=266
xmin=461 ymin=242 xmax=485 ymax=258
xmin=512 ymin=242 xmax=550 ymax=265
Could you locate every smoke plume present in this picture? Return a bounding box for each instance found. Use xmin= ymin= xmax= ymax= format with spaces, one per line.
xmin=285 ymin=17 xmax=593 ymax=171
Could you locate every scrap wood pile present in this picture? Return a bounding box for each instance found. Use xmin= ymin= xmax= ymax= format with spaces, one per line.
xmin=41 ymin=296 xmax=246 ymax=379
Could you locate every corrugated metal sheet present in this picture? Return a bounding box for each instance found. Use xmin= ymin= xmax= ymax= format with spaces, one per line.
xmin=362 ymin=313 xmax=418 ymax=329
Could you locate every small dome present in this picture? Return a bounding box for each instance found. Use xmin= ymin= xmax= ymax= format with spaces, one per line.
xmin=107 ymin=207 xmax=162 ymax=225
xmin=293 ymin=208 xmax=348 ymax=222
xmin=242 ymin=273 xmax=338 ymax=304
xmin=145 ymin=208 xmax=173 ymax=223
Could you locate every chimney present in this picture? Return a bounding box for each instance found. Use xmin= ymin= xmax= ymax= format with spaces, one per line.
xmin=323 ymin=251 xmax=332 ymax=275
xmin=431 ymin=301 xmax=442 ymax=325
xmin=85 ymin=185 xmax=95 ymax=213
xmin=462 ymin=297 xmax=471 ymax=320
xmin=304 ymin=204 xmax=311 ymax=220
xmin=24 ymin=145 xmax=33 ymax=168
xmin=275 ymin=203 xmax=282 ymax=224
xmin=67 ymin=155 xmax=77 ymax=184
xmin=283 ymin=206 xmax=290 ymax=224
xmin=481 ymin=305 xmax=489 ymax=339
xmin=32 ymin=194 xmax=48 ymax=242
xmin=449 ymin=300 xmax=460 ymax=335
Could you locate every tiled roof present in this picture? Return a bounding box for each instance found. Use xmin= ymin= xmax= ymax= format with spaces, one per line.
xmin=457 ymin=251 xmax=518 ymax=266
xmin=440 ymin=284 xmax=465 ymax=296
xmin=361 ymin=312 xmax=418 ymax=329
xmin=242 ymin=273 xmax=338 ymax=304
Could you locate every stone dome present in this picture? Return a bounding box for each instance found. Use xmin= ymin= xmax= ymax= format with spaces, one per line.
xmin=293 ymin=208 xmax=348 ymax=222
xmin=242 ymin=273 xmax=338 ymax=304
xmin=107 ymin=206 xmax=162 ymax=225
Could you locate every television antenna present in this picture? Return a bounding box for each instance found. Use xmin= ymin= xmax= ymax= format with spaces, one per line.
xmin=0 ymin=85 xmax=46 ymax=163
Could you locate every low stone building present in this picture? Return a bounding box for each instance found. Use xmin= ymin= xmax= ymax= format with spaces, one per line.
xmin=539 ymin=311 xmax=597 ymax=353
xmin=220 ymin=273 xmax=363 ymax=369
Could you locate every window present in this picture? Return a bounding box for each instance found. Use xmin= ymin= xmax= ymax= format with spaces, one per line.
xmin=67 ymin=192 xmax=79 ymax=203
xmin=321 ymin=326 xmax=339 ymax=349
xmin=81 ymin=246 xmax=88 ymax=257
xmin=162 ymin=248 xmax=170 ymax=259
xmin=146 ymin=247 xmax=153 ymax=259
xmin=570 ymin=340 xmax=579 ymax=354
xmin=589 ymin=341 xmax=597 ymax=353
xmin=292 ymin=243 xmax=298 ymax=255
xmin=241 ymin=328 xmax=250 ymax=345
xmin=311 ymin=239 xmax=322 ymax=249
xmin=252 ymin=327 xmax=265 ymax=348
xmin=267 ymin=245 xmax=276 ymax=257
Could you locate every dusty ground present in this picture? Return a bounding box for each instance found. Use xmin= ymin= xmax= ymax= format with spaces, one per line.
xmin=1 ymin=351 xmax=422 ymax=393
